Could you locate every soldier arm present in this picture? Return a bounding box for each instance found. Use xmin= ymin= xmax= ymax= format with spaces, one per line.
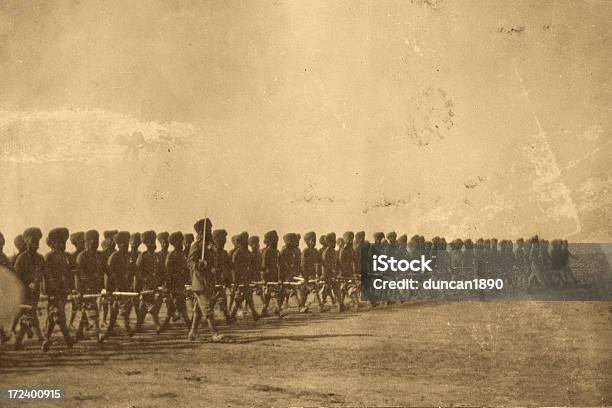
xmin=75 ymin=252 xmax=84 ymax=293
xmin=40 ymin=255 xmax=49 ymax=296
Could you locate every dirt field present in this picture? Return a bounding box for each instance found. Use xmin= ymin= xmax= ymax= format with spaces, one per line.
xmin=1 ymin=299 xmax=611 ymax=407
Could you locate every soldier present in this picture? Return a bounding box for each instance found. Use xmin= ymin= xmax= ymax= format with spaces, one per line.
xmin=135 ymin=231 xmax=163 ymax=332
xmin=514 ymin=238 xmax=527 ymax=287
xmin=99 ymin=230 xmax=118 ymax=327
xmin=211 ymin=229 xmax=233 ymax=324
xmin=156 ymin=231 xmax=170 ymax=284
xmin=462 ymin=239 xmax=475 ymax=278
xmin=317 ymin=235 xmax=327 ymax=282
xmin=248 ymin=235 xmax=265 ymax=305
xmin=559 ymin=240 xmax=578 ymax=286
xmin=301 ymin=231 xmax=325 ymax=312
xmin=102 ymin=231 xmax=134 ymax=340
xmin=10 ymin=234 xmax=27 ymax=267
xmin=290 ymin=233 xmax=306 ymax=312
xmin=68 ymin=232 xmax=85 ymax=329
xmin=159 ymin=232 xmax=191 ymax=333
xmin=449 ymin=239 xmax=463 ymax=278
xmin=488 ymin=238 xmax=500 ymax=276
xmin=129 ymin=232 xmax=142 ymax=320
xmin=75 ymin=230 xmax=104 ymax=343
xmin=260 ymin=230 xmax=283 ymax=318
xmin=279 ymin=233 xmax=298 ymax=310
xmin=321 ymin=232 xmax=342 ymax=312
xmin=13 ymin=227 xmax=45 ymax=350
xmin=41 ymin=228 xmax=74 ymax=351
xmin=230 ymin=231 xmax=259 ymax=321
xmin=527 ymin=236 xmax=547 ymax=289
xmin=183 ymin=233 xmax=195 ymax=260
xmin=339 ymin=231 xmax=359 ymax=309
xmin=187 ymin=218 xmax=224 ymax=342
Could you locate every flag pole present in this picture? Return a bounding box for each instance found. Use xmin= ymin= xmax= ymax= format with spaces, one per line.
xmin=201 ymin=210 xmax=207 ymax=262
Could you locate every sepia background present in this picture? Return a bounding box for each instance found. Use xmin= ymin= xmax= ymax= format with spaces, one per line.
xmin=0 ymin=0 xmax=611 ymax=246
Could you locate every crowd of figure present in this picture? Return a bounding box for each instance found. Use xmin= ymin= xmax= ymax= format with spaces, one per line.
xmin=0 ymin=218 xmax=578 ymax=352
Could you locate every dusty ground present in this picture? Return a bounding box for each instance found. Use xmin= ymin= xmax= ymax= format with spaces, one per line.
xmin=1 ymin=298 xmax=611 ymax=407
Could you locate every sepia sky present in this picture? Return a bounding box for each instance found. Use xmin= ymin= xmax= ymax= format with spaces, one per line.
xmin=0 ymin=0 xmax=611 ymax=248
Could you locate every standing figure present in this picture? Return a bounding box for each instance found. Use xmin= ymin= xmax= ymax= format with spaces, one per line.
xmin=321 ymin=233 xmax=342 ymax=312
xmin=211 ymin=229 xmax=233 ymax=324
xmin=248 ymin=236 xmax=265 ymax=305
xmin=135 ymin=231 xmax=163 ymax=332
xmin=301 ymin=231 xmax=324 ymax=312
xmin=68 ymin=232 xmax=85 ymax=329
xmin=159 ymin=232 xmax=191 ymax=333
xmin=188 ymin=218 xmax=224 ymax=342
xmin=13 ymin=227 xmax=45 ymax=350
xmin=99 ymin=230 xmax=118 ymax=327
xmin=230 ymin=232 xmax=259 ymax=321
xmin=41 ymin=228 xmax=75 ymax=351
xmin=260 ymin=230 xmax=283 ymax=318
xmin=75 ymin=230 xmax=104 ymax=343
xmin=103 ymin=231 xmax=134 ymax=339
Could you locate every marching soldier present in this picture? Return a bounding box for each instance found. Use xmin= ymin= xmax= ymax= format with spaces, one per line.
xmin=0 ymin=232 xmax=11 ymax=344
xmin=260 ymin=230 xmax=283 ymax=318
xmin=158 ymin=232 xmax=191 ymax=333
xmin=41 ymin=228 xmax=74 ymax=351
xmin=301 ymin=231 xmax=325 ymax=312
xmin=321 ymin=233 xmax=342 ymax=312
xmin=13 ymin=227 xmax=45 ymax=350
xmin=135 ymin=231 xmax=163 ymax=332
xmin=279 ymin=233 xmax=298 ymax=310
xmin=129 ymin=232 xmax=142 ymax=319
xmin=102 ymin=231 xmax=134 ymax=340
xmin=99 ymin=230 xmax=118 ymax=327
xmin=229 ymin=231 xmax=259 ymax=321
xmin=188 ymin=218 xmax=224 ymax=342
xmin=248 ymin=235 xmax=265 ymax=305
xmin=156 ymin=231 xmax=170 ymax=284
xmin=211 ymin=229 xmax=233 ymax=324
xmin=338 ymin=231 xmax=356 ymax=309
xmin=75 ymin=230 xmax=104 ymax=343
xmin=68 ymin=232 xmax=85 ymax=329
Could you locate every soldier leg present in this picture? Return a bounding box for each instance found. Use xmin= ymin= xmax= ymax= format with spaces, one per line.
xmin=158 ymin=296 xmax=175 ymax=334
xmin=216 ymin=290 xmax=233 ymax=324
xmin=54 ymin=300 xmax=73 ymax=348
xmin=42 ymin=307 xmax=56 ymax=352
xmin=244 ymin=289 xmax=259 ymax=321
xmin=230 ymin=288 xmax=245 ymax=319
xmin=84 ymin=301 xmax=102 ymax=344
xmin=333 ymin=281 xmax=344 ymax=312
xmin=260 ymin=286 xmax=271 ymax=317
xmin=174 ymin=295 xmax=191 ymax=328
xmin=13 ymin=315 xmax=30 ymax=351
xmin=189 ymin=302 xmax=202 ymax=340
xmin=104 ymin=299 xmax=119 ymax=339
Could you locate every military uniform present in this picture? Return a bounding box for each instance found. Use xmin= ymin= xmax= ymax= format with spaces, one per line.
xmin=104 ymin=231 xmax=134 ymax=339
xmin=13 ymin=228 xmax=45 ymax=349
xmin=229 ymin=232 xmax=259 ymax=321
xmin=188 ymin=218 xmax=224 ymax=341
xmin=41 ymin=228 xmax=74 ymax=351
xmin=68 ymin=232 xmax=85 ymax=328
xmin=301 ymin=231 xmax=324 ymax=311
xmin=260 ymin=230 xmax=283 ymax=317
xmin=159 ymin=232 xmax=191 ymax=332
xmin=320 ymin=233 xmax=342 ymax=311
xmin=211 ymin=229 xmax=233 ymax=324
xmin=248 ymin=236 xmax=265 ymax=306
xmin=99 ymin=230 xmax=118 ymax=326
xmin=75 ymin=230 xmax=104 ymax=342
xmin=135 ymin=231 xmax=163 ymax=331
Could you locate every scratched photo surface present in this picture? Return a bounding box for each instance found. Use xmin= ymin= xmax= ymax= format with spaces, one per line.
xmin=0 ymin=1 xmax=611 ymax=406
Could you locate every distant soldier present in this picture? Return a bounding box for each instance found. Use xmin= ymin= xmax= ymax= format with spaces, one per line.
xmin=187 ymin=218 xmax=224 ymax=342
xmin=353 ymin=231 xmax=367 ymax=277
xmin=527 ymin=236 xmax=547 ymax=289
xmin=514 ymin=239 xmax=527 ymax=287
xmin=488 ymin=238 xmax=500 ymax=276
xmin=129 ymin=232 xmax=142 ymax=319
xmin=317 ymin=235 xmax=327 ymax=282
xmin=230 ymin=231 xmax=259 ymax=321
xmin=159 ymin=232 xmax=191 ymax=333
xmin=10 ymin=234 xmax=27 ymax=267
xmin=102 ymin=231 xmax=134 ymax=340
xmin=475 ymin=238 xmax=486 ymax=280
xmin=156 ymin=231 xmax=170 ymax=285
xmin=339 ymin=231 xmax=359 ymax=309
xmin=41 ymin=228 xmax=74 ymax=351
xmin=279 ymin=233 xmax=297 ymax=309
xmin=301 ymin=231 xmax=324 ymax=312
xmin=211 ymin=229 xmax=233 ymax=324
xmin=13 ymin=227 xmax=45 ymax=349
xmin=499 ymin=240 xmax=515 ymax=287
xmin=68 ymin=232 xmax=85 ymax=328
xmin=449 ymin=239 xmax=463 ymax=278
xmin=183 ymin=233 xmax=195 ymax=260
xmin=462 ymin=239 xmax=475 ymax=278
xmin=99 ymin=230 xmax=118 ymax=327
xmin=260 ymin=230 xmax=283 ymax=318
xmin=321 ymin=233 xmax=342 ymax=311
xmin=135 ymin=231 xmax=163 ymax=332
xmin=75 ymin=230 xmax=104 ymax=343
xmin=559 ymin=240 xmax=578 ymax=286
xmin=248 ymin=235 xmax=265 ymax=305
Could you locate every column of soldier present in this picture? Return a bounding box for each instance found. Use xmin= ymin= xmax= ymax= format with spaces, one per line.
xmin=0 ymin=217 xmax=578 ymax=351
